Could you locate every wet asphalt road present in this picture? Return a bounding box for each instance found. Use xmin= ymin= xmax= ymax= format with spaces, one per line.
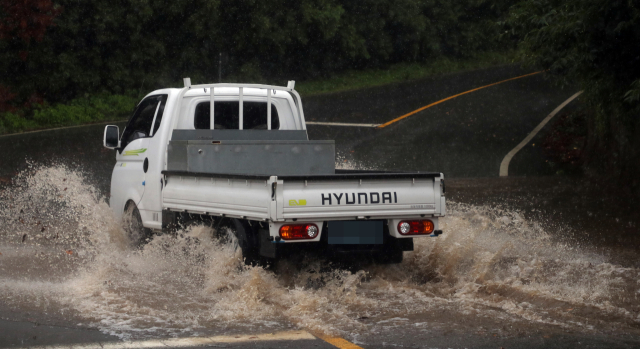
xmin=0 ymin=65 xmax=574 ymax=189
xmin=304 ymin=65 xmax=578 ymax=177
xmin=1 ymin=65 xmax=639 ymax=348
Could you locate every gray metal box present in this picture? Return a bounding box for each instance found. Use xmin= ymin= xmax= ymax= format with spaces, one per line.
xmin=167 ymin=140 xmax=335 ymax=176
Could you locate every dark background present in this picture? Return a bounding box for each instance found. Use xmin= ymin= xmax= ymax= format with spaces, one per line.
xmin=0 ymin=0 xmax=639 ymax=195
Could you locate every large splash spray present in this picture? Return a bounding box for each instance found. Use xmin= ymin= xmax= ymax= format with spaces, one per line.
xmin=0 ymin=164 xmax=638 ymax=340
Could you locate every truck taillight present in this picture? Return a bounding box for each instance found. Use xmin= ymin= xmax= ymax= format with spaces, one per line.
xmin=280 ymin=224 xmax=319 ymax=240
xmin=398 ymin=220 xmax=434 ymax=235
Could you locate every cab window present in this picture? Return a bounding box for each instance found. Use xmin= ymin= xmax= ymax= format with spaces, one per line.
xmin=120 ymin=94 xmax=167 ymax=150
xmin=194 ymin=101 xmax=279 ymax=130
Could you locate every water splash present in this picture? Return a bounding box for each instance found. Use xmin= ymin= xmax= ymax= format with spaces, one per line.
xmin=0 ymin=164 xmax=638 ymax=340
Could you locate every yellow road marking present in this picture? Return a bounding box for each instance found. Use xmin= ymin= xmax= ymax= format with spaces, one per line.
xmin=27 ymin=331 xmax=317 ymax=349
xmin=25 ymin=330 xmax=364 ymax=349
xmin=377 ymin=71 xmax=544 ymax=128
xmin=312 ymin=332 xmax=365 ymax=349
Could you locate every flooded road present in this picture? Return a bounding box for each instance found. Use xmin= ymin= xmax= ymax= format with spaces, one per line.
xmin=2 ymin=164 xmax=639 ymax=348
xmin=1 ymin=67 xmax=639 ymax=348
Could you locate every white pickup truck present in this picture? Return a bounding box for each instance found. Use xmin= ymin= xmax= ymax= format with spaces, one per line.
xmin=103 ymin=79 xmax=445 ymax=263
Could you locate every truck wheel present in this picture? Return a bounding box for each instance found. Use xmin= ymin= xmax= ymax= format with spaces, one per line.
xmin=124 ymin=202 xmax=151 ymax=247
xmin=231 ymin=219 xmax=261 ymax=265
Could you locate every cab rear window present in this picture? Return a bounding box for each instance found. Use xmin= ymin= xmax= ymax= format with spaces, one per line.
xmin=194 ymin=101 xmax=280 ymax=130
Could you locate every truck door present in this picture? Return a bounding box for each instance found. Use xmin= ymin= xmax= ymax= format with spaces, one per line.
xmin=111 ymin=95 xmax=167 ymax=219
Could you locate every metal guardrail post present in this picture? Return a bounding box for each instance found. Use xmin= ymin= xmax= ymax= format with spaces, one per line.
xmin=239 ymin=87 xmax=244 ymax=130
xmin=210 ymin=87 xmax=215 ymax=129
xmin=267 ymin=89 xmax=272 ymax=130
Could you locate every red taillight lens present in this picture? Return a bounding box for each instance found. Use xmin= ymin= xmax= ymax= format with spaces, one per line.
xmin=279 ymin=224 xmax=319 ymax=240
xmin=397 ymin=220 xmax=434 ymax=235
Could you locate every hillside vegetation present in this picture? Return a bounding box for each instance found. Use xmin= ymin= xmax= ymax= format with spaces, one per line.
xmin=507 ymin=0 xmax=640 ymax=192
xmin=1 ymin=0 xmax=639 ymax=194
xmin=0 ymin=0 xmax=518 ymax=133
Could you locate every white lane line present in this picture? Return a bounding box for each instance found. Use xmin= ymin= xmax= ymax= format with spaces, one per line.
xmin=499 ymin=91 xmax=583 ymax=177
xmin=306 ymin=121 xmax=381 ymax=127
xmin=27 ymin=330 xmax=317 ymax=349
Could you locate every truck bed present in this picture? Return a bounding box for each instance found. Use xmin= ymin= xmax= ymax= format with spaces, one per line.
xmin=162 ymin=129 xmax=445 ymax=242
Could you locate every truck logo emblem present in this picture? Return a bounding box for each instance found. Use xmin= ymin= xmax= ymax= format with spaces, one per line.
xmin=123 ymin=148 xmax=147 ymax=156
xmin=289 ymin=199 xmax=307 ymax=206
xmin=321 ymin=192 xmax=397 ymax=205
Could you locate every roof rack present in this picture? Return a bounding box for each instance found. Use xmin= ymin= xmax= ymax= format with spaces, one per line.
xmin=172 ymin=79 xmax=305 ymax=131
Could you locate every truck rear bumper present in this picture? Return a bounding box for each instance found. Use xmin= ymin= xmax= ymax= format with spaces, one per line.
xmin=163 ymin=209 xmax=441 ymax=243
xmin=162 ymin=210 xmax=442 ymax=261
xmin=259 ymin=222 xmax=416 ymax=259
xmin=266 ymin=217 xmax=440 ymax=242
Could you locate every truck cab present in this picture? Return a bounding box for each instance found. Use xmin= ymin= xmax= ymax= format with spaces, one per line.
xmin=105 ymin=81 xmax=305 ymax=231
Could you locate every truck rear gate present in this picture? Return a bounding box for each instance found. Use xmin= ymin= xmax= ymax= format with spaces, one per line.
xmin=162 ymin=169 xmax=445 ymax=241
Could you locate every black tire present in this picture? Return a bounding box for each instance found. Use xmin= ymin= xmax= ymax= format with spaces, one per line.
xmin=124 ymin=202 xmax=152 ymax=247
xmin=231 ymin=219 xmax=262 ymax=265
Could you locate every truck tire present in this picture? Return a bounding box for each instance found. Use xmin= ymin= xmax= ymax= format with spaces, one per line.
xmin=231 ymin=219 xmax=262 ymax=266
xmin=124 ymin=202 xmax=151 ymax=247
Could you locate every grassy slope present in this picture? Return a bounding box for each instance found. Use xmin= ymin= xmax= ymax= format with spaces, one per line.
xmin=0 ymin=51 xmax=518 ymax=135
xmin=0 ymin=93 xmax=139 ymax=135
xmin=296 ymin=51 xmax=518 ymax=96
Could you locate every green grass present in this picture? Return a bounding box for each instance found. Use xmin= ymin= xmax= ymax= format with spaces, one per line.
xmin=0 ymin=93 xmax=138 ymax=135
xmin=0 ymin=51 xmax=518 ymax=135
xmin=296 ymin=51 xmax=519 ymax=96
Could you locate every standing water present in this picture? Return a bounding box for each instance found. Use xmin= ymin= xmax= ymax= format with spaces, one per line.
xmin=0 ymin=164 xmax=639 ymax=341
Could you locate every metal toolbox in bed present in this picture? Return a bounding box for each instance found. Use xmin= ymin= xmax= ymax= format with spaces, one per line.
xmin=167 ymin=138 xmax=335 ymax=176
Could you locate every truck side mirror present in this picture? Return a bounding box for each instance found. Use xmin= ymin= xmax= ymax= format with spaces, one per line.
xmin=103 ymin=125 xmax=120 ymax=149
